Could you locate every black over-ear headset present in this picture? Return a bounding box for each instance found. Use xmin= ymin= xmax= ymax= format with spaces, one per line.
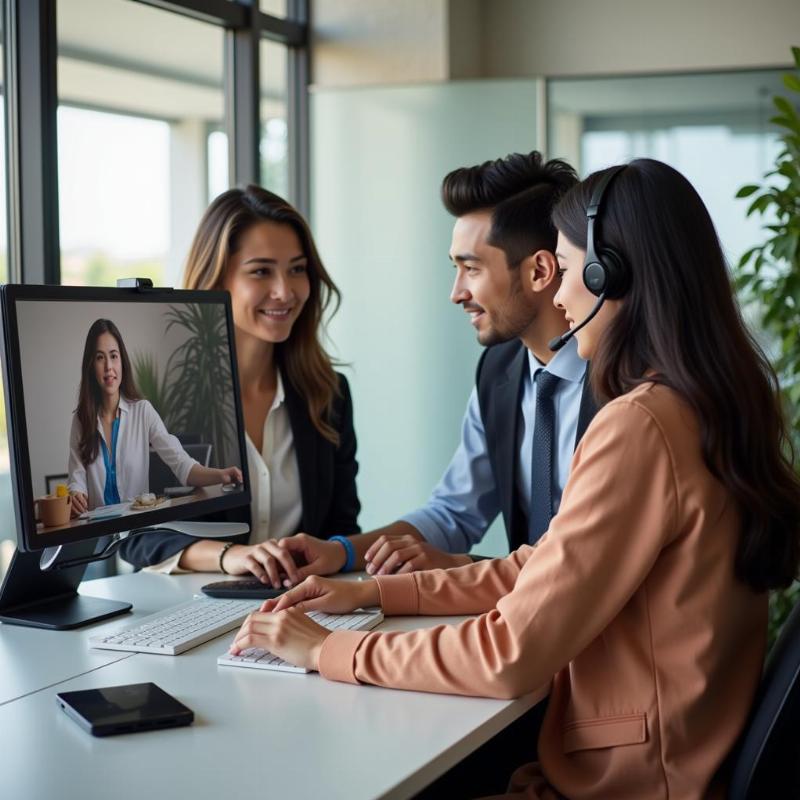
xmin=548 ymin=164 xmax=631 ymax=352
xmin=583 ymin=164 xmax=630 ymax=299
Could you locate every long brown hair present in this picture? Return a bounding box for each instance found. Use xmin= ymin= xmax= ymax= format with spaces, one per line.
xmin=183 ymin=185 xmax=342 ymax=444
xmin=552 ymin=159 xmax=800 ymax=592
xmin=76 ymin=319 xmax=141 ymax=465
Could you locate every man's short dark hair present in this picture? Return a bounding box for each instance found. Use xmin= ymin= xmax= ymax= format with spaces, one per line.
xmin=441 ymin=151 xmax=578 ymax=267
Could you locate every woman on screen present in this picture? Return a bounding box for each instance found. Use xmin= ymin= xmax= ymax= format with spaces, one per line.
xmin=68 ymin=318 xmax=242 ymax=516
xmin=229 ymin=161 xmax=800 ymax=798
xmin=119 ymin=186 xmax=360 ymax=580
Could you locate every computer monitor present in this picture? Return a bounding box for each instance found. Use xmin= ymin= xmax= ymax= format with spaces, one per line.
xmin=0 ymin=284 xmax=251 ymax=628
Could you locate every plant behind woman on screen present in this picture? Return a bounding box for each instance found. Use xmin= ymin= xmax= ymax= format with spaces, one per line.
xmin=735 ymin=45 xmax=800 ymax=645
xmin=132 ymin=306 xmax=237 ymax=468
xmin=183 ymin=185 xmax=343 ymax=444
xmin=162 ymin=303 xmax=237 ymax=467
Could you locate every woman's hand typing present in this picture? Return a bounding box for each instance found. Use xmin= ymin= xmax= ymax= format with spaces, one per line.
xmin=229 ymin=607 xmax=331 ymax=670
xmin=261 ymin=575 xmax=379 ymax=615
xmin=228 ymin=576 xmax=380 ymax=671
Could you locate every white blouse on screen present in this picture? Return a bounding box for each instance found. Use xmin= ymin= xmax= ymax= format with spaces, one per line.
xmin=144 ymin=370 xmax=302 ymax=573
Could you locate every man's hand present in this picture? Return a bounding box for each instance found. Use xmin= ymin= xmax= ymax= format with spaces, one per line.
xmin=274 ymin=533 xmax=347 ymax=581
xmin=365 ymin=534 xmax=472 ymax=575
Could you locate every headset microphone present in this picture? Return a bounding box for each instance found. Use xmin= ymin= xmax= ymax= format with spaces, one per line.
xmin=549 ymin=164 xmax=630 ymax=353
xmin=548 ymin=292 xmax=606 ymax=352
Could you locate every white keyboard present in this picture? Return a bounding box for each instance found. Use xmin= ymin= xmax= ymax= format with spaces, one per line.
xmin=217 ymin=609 xmax=384 ymax=673
xmin=89 ymin=597 xmax=260 ymax=655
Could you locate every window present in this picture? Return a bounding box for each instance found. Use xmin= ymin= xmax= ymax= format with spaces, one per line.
xmin=261 ymin=0 xmax=288 ymax=16
xmin=57 ymin=0 xmax=228 ymax=288
xmin=0 ymin=0 xmax=308 ymax=578
xmin=547 ymin=70 xmax=785 ymax=266
xmin=260 ymin=39 xmax=290 ymax=198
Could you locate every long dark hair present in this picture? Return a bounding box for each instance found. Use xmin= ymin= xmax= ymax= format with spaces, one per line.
xmin=183 ymin=185 xmax=342 ymax=445
xmin=76 ymin=319 xmax=141 ymax=466
xmin=552 ymin=159 xmax=800 ymax=592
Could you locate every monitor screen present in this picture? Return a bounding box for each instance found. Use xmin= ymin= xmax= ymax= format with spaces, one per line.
xmin=1 ymin=285 xmax=250 ymax=553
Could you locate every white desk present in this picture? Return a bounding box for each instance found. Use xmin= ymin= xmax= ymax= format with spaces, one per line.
xmin=0 ymin=572 xmax=540 ymax=800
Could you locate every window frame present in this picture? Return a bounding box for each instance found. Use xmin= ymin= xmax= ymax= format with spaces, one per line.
xmin=3 ymin=0 xmax=309 ymax=285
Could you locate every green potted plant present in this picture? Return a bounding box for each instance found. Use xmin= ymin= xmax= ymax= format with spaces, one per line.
xmin=735 ymin=46 xmax=800 ymax=646
xmin=134 ymin=303 xmax=238 ymax=469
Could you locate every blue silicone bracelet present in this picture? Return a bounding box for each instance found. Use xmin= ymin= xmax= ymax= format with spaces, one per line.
xmin=329 ymin=535 xmax=355 ymax=572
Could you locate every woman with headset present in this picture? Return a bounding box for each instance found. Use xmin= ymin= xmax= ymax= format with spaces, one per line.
xmin=229 ymin=160 xmax=800 ymax=798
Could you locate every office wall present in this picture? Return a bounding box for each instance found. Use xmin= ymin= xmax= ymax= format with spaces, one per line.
xmin=312 ymin=0 xmax=800 ymax=87
xmin=312 ymin=0 xmax=450 ymax=87
xmin=483 ymin=0 xmax=800 ymax=77
xmin=311 ymin=80 xmax=538 ymax=555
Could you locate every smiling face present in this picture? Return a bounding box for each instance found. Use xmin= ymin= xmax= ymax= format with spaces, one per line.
xmin=449 ymin=211 xmax=539 ymax=346
xmin=223 ymin=221 xmax=311 ymax=345
xmin=94 ymin=331 xmax=122 ymax=400
xmin=553 ymin=232 xmax=622 ymax=359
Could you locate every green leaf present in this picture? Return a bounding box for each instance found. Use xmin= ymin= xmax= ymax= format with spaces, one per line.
xmin=771 ymin=118 xmax=800 ymax=138
xmin=747 ymin=194 xmax=773 ymax=216
xmin=736 ymin=184 xmax=760 ymax=198
xmin=793 ymin=47 xmax=800 ymax=69
xmin=784 ymin=74 xmax=800 ymax=93
xmin=774 ymin=96 xmax=799 ymax=118
xmin=738 ymin=245 xmax=761 ymax=267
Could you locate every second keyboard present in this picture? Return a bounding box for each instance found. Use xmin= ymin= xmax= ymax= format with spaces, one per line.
xmin=89 ymin=597 xmax=261 ymax=655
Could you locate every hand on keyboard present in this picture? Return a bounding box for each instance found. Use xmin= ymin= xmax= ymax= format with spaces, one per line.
xmin=219 ymin=609 xmax=384 ymax=674
xmin=260 ymin=575 xmax=380 ymax=616
xmin=229 ymin=606 xmax=332 ymax=671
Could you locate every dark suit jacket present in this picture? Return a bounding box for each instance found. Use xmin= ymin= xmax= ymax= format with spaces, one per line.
xmin=476 ymin=339 xmax=597 ymax=552
xmin=118 ymin=373 xmax=361 ymax=569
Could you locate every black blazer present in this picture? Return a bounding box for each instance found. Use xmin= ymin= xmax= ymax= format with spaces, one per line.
xmin=476 ymin=339 xmax=597 ymax=552
xmin=118 ymin=373 xmax=361 ymax=569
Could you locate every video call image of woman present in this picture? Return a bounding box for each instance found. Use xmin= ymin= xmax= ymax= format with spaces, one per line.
xmin=67 ymin=318 xmax=243 ymax=519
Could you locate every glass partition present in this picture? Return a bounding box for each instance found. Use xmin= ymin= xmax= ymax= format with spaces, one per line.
xmin=312 ymin=80 xmax=539 ymax=557
xmin=547 ymin=70 xmax=785 ymax=265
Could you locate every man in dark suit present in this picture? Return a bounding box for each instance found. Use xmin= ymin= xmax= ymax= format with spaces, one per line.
xmin=280 ymin=151 xmax=596 ymax=578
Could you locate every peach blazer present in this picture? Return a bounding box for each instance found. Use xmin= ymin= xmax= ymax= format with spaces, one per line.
xmin=319 ymin=382 xmax=768 ymax=799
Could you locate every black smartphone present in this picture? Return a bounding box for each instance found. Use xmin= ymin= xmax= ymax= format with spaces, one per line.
xmin=201 ymin=578 xmax=287 ymax=599
xmin=56 ymin=683 xmax=194 ymax=737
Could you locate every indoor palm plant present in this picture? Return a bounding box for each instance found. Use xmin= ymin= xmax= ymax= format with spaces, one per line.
xmin=735 ymin=46 xmax=800 ymax=645
xmin=134 ymin=303 xmax=238 ymax=469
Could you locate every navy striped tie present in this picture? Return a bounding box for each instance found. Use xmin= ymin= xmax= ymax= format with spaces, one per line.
xmin=529 ymin=371 xmax=561 ymax=544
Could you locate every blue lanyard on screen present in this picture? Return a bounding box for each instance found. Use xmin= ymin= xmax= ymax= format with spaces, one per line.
xmin=100 ymin=415 xmax=121 ymax=506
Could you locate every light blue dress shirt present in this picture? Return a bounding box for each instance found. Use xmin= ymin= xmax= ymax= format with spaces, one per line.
xmin=401 ymin=336 xmax=587 ymax=553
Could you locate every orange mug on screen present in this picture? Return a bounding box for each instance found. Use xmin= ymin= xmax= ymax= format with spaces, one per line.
xmin=35 ymin=494 xmax=72 ymax=528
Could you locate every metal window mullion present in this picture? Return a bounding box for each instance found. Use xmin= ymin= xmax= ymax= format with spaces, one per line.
xmin=225 ymin=12 xmax=261 ymax=187
xmin=286 ymin=0 xmax=309 ymax=214
xmin=132 ymin=0 xmax=245 ymax=27
xmin=4 ymin=0 xmax=60 ymax=285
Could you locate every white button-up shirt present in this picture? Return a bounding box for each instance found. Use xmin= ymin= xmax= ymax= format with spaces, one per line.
xmin=245 ymin=370 xmax=302 ymax=543
xmin=68 ymin=397 xmax=197 ymax=510
xmin=145 ymin=370 xmax=302 ymax=573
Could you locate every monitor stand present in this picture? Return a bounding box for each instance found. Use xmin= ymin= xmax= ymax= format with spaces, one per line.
xmin=0 ymin=540 xmax=132 ymax=630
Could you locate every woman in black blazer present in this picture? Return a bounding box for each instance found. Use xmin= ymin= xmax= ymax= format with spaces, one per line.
xmin=119 ymin=186 xmax=359 ymax=583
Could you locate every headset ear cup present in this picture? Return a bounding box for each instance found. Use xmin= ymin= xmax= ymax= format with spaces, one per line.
xmin=583 ymin=261 xmax=607 ymax=296
xmin=597 ymin=247 xmax=629 ymax=299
